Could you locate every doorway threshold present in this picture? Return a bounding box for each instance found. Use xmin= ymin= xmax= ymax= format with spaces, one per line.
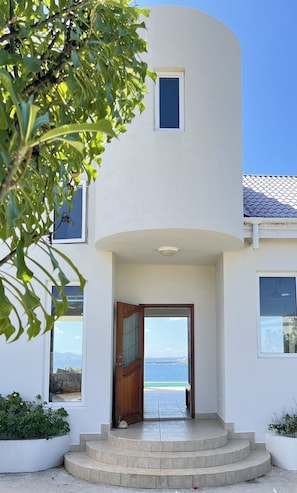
xmin=144 ymin=387 xmax=190 ymax=420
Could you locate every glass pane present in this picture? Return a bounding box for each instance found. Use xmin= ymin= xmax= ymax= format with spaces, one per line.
xmin=259 ymin=277 xmax=297 ymax=353
xmin=159 ymin=77 xmax=180 ymax=128
xmin=54 ymin=187 xmax=83 ymax=240
xmin=260 ymin=277 xmax=296 ymax=316
xmin=123 ymin=312 xmax=140 ymax=366
xmin=49 ymin=286 xmax=84 ymax=401
xmin=144 ymin=315 xmax=189 ymax=389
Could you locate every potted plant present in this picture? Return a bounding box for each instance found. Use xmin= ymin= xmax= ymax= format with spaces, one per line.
xmin=0 ymin=391 xmax=70 ymax=472
xmin=266 ymin=404 xmax=297 ymax=470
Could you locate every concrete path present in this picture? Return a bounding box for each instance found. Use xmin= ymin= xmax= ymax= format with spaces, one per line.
xmin=0 ymin=466 xmax=297 ymax=493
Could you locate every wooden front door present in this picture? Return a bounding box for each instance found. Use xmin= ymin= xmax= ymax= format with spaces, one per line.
xmin=114 ymin=302 xmax=144 ymax=426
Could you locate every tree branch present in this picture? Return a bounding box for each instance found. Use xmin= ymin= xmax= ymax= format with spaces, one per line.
xmin=0 ymin=0 xmax=93 ymax=44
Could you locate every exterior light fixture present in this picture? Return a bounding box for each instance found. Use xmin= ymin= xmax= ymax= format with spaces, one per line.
xmin=157 ymin=246 xmax=180 ymax=256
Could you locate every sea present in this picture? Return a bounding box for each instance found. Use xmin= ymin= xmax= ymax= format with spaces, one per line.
xmin=144 ymin=357 xmax=188 ymax=388
xmin=53 ymin=354 xmax=189 ymax=388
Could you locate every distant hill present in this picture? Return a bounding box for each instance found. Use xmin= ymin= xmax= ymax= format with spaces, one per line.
xmin=145 ymin=357 xmax=187 ymax=364
xmin=53 ymin=352 xmax=82 ymax=372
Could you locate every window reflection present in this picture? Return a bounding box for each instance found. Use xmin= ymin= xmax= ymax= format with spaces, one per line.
xmin=260 ymin=277 xmax=297 ymax=354
xmin=49 ymin=286 xmax=84 ymax=402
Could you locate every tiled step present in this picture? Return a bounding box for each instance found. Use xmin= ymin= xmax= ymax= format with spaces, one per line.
xmin=86 ymin=438 xmax=251 ymax=468
xmin=107 ymin=425 xmax=228 ymax=452
xmin=64 ymin=420 xmax=271 ymax=489
xmin=64 ymin=449 xmax=271 ymax=489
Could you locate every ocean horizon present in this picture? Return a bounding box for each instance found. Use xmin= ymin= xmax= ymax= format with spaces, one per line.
xmin=144 ymin=357 xmax=188 ymax=388
xmin=53 ymin=354 xmax=189 ymax=388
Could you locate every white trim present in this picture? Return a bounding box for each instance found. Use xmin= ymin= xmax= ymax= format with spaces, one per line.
xmin=256 ymin=272 xmax=297 ymax=359
xmin=154 ymin=71 xmax=185 ymax=131
xmin=43 ymin=281 xmax=86 ymax=407
xmin=244 ymin=217 xmax=297 ymax=246
xmin=52 ymin=181 xmax=87 ymax=244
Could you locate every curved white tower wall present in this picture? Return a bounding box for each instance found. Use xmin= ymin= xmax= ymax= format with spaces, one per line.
xmin=95 ymin=6 xmax=243 ymax=264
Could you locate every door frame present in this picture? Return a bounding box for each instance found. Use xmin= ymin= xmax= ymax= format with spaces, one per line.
xmin=142 ymin=303 xmax=195 ymax=419
xmin=114 ymin=302 xmax=195 ymax=425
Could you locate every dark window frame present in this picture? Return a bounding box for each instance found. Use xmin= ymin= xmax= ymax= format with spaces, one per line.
xmin=155 ymin=72 xmax=184 ymax=131
xmin=53 ymin=181 xmax=87 ymax=243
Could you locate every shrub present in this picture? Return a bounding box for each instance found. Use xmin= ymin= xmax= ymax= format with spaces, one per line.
xmin=0 ymin=391 xmax=70 ymax=440
xmin=268 ymin=405 xmax=297 ymax=436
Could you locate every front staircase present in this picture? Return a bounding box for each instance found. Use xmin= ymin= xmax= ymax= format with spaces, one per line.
xmin=65 ymin=420 xmax=271 ymax=489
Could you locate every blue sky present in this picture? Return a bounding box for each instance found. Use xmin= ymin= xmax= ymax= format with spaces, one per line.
xmin=135 ymin=0 xmax=297 ymax=176
xmin=145 ymin=317 xmax=188 ymax=358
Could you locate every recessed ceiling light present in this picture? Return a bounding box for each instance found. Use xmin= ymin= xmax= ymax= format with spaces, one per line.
xmin=157 ymin=246 xmax=180 ymax=256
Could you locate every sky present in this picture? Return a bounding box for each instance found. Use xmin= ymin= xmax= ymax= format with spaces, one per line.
xmin=145 ymin=317 xmax=188 ymax=358
xmin=135 ymin=0 xmax=297 ymax=176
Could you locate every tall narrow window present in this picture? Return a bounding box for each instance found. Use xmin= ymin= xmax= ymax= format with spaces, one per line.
xmin=259 ymin=276 xmax=297 ymax=354
xmin=53 ymin=182 xmax=86 ymax=243
xmin=49 ymin=286 xmax=84 ymax=402
xmin=160 ymin=78 xmax=179 ymax=128
xmin=155 ymin=72 xmax=184 ymax=130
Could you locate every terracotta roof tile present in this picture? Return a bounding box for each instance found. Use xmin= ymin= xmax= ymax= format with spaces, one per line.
xmin=243 ymin=175 xmax=297 ymax=218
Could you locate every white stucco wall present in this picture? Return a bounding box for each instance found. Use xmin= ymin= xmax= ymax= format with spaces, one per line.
xmin=95 ymin=6 xmax=243 ymax=250
xmin=0 ymin=184 xmax=115 ymax=446
xmin=221 ymin=239 xmax=297 ymax=443
xmin=115 ymin=264 xmax=217 ymax=414
xmin=46 ymin=184 xmax=115 ymax=445
xmin=215 ymin=254 xmax=226 ymax=421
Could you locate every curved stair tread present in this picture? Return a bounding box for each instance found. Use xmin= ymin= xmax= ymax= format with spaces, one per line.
xmin=86 ymin=439 xmax=251 ymax=468
xmin=107 ymin=429 xmax=229 ymax=452
xmin=65 ymin=450 xmax=271 ymax=488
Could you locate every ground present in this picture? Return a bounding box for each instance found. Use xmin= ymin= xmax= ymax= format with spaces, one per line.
xmin=0 ymin=466 xmax=296 ymax=493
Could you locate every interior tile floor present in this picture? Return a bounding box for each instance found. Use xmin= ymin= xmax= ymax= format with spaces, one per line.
xmin=144 ymin=387 xmax=190 ymax=420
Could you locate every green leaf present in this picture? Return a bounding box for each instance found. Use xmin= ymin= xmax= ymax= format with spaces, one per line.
xmin=0 ymin=317 xmax=15 ymax=339
xmin=32 ymin=113 xmax=50 ymax=134
xmin=43 ymin=313 xmax=55 ymax=333
xmin=6 ymin=192 xmax=20 ymax=228
xmin=16 ymin=242 xmax=33 ymax=282
xmin=0 ymin=50 xmax=20 ymax=66
xmin=20 ymin=98 xmax=39 ymax=143
xmin=55 ymin=137 xmax=84 ymax=154
xmin=71 ymin=51 xmax=81 ymax=69
xmin=23 ymin=287 xmax=40 ymax=310
xmin=27 ymin=318 xmax=41 ymax=339
xmin=0 ymin=50 xmax=10 ymax=65
xmin=32 ymin=120 xmax=116 ymax=146
xmin=0 ymin=103 xmax=8 ymax=130
xmin=0 ymin=280 xmax=12 ymax=318
xmin=49 ymin=244 xmax=86 ymax=291
xmin=0 ymin=69 xmax=24 ymax=141
xmin=22 ymin=56 xmax=42 ymax=73
xmin=58 ymin=269 xmax=70 ymax=286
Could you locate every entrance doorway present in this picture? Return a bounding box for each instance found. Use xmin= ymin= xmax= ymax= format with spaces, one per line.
xmin=143 ymin=306 xmax=193 ymax=420
xmin=114 ymin=303 xmax=194 ymax=426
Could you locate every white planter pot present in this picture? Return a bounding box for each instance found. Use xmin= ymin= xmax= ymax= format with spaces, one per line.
xmin=266 ymin=431 xmax=297 ymax=470
xmin=0 ymin=434 xmax=70 ymax=473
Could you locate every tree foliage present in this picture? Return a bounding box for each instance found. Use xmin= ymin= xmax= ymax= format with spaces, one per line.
xmin=0 ymin=0 xmax=150 ymax=340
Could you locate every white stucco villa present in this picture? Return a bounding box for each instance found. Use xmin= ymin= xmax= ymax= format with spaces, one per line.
xmin=1 ymin=5 xmax=296 ymax=488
